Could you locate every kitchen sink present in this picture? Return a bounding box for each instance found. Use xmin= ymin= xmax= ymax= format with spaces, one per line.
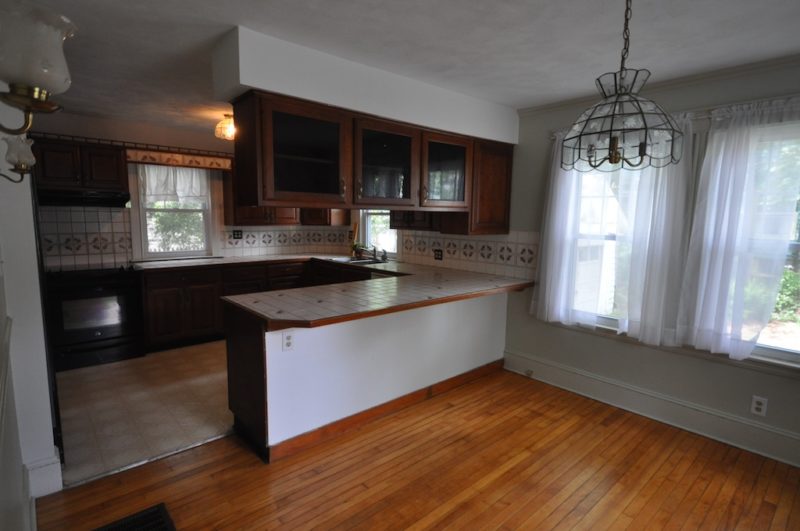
xmin=347 ymin=258 xmax=386 ymax=265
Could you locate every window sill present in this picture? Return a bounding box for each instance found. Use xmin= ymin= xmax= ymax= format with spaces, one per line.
xmin=547 ymin=321 xmax=800 ymax=379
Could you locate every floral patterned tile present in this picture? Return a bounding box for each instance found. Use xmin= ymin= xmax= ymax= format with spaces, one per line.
xmin=497 ymin=243 xmax=515 ymax=264
xmin=478 ymin=242 xmax=496 ymax=263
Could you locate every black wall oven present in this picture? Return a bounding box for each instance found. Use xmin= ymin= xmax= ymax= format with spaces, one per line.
xmin=45 ymin=269 xmax=143 ymax=371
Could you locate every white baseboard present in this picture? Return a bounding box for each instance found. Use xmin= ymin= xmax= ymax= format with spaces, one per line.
xmin=504 ymin=349 xmax=800 ymax=467
xmin=24 ymin=447 xmax=62 ymax=498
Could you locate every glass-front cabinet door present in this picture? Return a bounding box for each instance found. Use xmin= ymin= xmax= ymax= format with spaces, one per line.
xmin=421 ymin=131 xmax=472 ymax=209
xmin=261 ymin=97 xmax=353 ymax=206
xmin=354 ymin=118 xmax=420 ymax=206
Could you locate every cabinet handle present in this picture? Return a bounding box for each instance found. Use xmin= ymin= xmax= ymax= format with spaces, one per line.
xmin=340 ymin=178 xmax=347 ymax=199
xmin=356 ymin=179 xmax=363 ymax=199
xmin=422 ymin=185 xmax=429 ymax=202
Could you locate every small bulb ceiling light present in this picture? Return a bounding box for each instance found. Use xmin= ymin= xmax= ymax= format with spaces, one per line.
xmin=562 ymin=0 xmax=683 ymax=172
xmin=215 ymin=114 xmax=236 ymax=141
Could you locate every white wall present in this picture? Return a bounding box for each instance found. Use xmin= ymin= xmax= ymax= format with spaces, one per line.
xmin=213 ymin=27 xmax=519 ymax=144
xmin=506 ymin=57 xmax=800 ymax=465
xmin=0 ymin=85 xmax=62 ymax=500
xmin=0 ymin=335 xmax=33 ymax=531
xmin=266 ymin=293 xmax=508 ymax=444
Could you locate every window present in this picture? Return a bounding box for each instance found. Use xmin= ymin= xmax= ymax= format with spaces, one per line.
xmin=539 ymin=106 xmax=800 ymax=364
xmin=360 ymin=209 xmax=397 ymax=254
xmin=136 ymin=164 xmax=212 ymax=258
xmin=751 ymin=126 xmax=800 ymax=355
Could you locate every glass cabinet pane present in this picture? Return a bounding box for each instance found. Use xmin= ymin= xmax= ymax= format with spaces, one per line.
xmin=360 ymin=130 xmax=412 ymax=200
xmin=427 ymin=141 xmax=466 ymax=202
xmin=273 ymin=111 xmax=340 ymax=195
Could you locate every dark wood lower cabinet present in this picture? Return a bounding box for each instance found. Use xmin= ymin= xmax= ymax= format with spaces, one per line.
xmin=142 ymin=259 xmax=393 ymax=351
xmin=142 ymin=268 xmax=223 ymax=350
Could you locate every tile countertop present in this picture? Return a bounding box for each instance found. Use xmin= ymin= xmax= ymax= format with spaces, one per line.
xmin=222 ymin=259 xmax=534 ymax=330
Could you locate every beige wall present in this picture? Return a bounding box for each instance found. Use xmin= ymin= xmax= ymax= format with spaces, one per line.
xmin=505 ymin=56 xmax=800 ymax=465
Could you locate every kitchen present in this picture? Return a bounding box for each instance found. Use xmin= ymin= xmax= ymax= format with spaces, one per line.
xmin=2 ymin=1 xmax=799 ymax=529
xmin=26 ymin=82 xmax=535 ymax=484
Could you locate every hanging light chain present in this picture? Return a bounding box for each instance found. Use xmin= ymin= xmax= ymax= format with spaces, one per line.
xmin=619 ymin=0 xmax=632 ymax=72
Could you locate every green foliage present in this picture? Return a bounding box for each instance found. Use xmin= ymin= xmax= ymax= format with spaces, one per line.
xmin=147 ymin=211 xmax=206 ymax=253
xmin=773 ymin=267 xmax=800 ymax=323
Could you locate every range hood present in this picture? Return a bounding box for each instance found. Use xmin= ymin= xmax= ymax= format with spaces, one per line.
xmin=37 ymin=189 xmax=131 ymax=207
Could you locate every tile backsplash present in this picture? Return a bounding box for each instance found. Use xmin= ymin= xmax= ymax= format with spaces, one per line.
xmin=38 ymin=206 xmax=352 ymax=271
xmin=396 ymin=230 xmax=538 ymax=280
xmin=38 ymin=206 xmax=537 ymax=281
xmin=39 ymin=206 xmax=133 ymax=271
xmin=218 ymin=226 xmax=351 ymax=257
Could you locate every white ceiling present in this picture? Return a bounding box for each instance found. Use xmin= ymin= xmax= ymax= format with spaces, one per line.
xmin=30 ymin=0 xmax=800 ymax=133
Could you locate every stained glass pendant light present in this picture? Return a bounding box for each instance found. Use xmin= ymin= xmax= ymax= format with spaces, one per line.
xmin=561 ymin=0 xmax=683 ymax=172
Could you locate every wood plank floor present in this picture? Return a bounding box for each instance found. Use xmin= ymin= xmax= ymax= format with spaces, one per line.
xmin=37 ymin=371 xmax=800 ymax=530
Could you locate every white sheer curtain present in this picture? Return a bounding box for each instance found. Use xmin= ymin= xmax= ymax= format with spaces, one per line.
xmin=534 ymin=115 xmax=693 ymax=345
xmin=677 ymin=99 xmax=800 ymax=360
xmin=138 ymin=164 xmax=209 ymax=206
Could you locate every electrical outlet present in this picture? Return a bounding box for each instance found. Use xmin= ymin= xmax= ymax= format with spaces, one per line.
xmin=282 ymin=331 xmax=294 ymax=351
xmin=232 ymin=230 xmax=243 ymax=239
xmin=433 ymin=249 xmax=443 ymax=260
xmin=750 ymin=395 xmax=768 ymax=417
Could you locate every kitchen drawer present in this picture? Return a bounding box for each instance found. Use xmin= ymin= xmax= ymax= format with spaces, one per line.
xmin=223 ymin=279 xmax=267 ymax=296
xmin=269 ymin=277 xmax=302 ymax=291
xmin=267 ymin=262 xmax=305 ymax=278
xmin=145 ymin=268 xmax=220 ymax=288
xmin=224 ymin=264 xmax=267 ymax=282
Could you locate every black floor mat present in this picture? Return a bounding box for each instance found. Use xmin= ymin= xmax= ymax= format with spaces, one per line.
xmin=93 ymin=503 xmax=176 ymax=531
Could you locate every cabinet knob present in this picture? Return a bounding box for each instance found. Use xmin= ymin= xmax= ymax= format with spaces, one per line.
xmin=356 ymin=179 xmax=363 ymax=199
xmin=340 ymin=178 xmax=347 ymax=199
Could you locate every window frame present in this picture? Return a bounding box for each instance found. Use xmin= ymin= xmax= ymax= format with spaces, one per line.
xmin=358 ymin=209 xmax=397 ymax=257
xmin=130 ymin=163 xmax=214 ymax=260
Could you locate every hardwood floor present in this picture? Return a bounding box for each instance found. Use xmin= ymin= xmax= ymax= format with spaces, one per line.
xmin=37 ymin=371 xmax=800 ymax=530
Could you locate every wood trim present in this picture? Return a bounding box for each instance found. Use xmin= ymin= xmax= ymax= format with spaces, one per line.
xmin=421 ymin=131 xmax=473 ymax=209
xmin=222 ymin=280 xmax=534 ymax=331
xmin=269 ymin=360 xmax=504 ymax=460
xmin=353 ymin=117 xmax=421 ymax=207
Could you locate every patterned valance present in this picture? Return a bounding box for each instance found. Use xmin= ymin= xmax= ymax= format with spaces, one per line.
xmin=126 ymin=149 xmax=232 ymax=170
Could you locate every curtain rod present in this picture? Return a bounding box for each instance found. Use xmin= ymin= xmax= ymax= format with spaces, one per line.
xmin=549 ymin=92 xmax=800 ymax=140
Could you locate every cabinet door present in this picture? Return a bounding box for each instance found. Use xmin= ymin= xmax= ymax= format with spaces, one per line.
xmin=389 ymin=211 xmax=439 ymax=231
xmin=262 ymin=96 xmax=353 ymax=206
xmin=80 ymin=145 xmax=128 ymax=191
xmin=469 ymin=140 xmax=513 ymax=234
xmin=300 ymin=208 xmax=351 ymax=226
xmin=273 ymin=207 xmax=301 ymax=225
xmin=184 ymin=282 xmax=222 ymax=336
xmin=144 ymin=286 xmax=184 ymax=344
xmin=421 ymin=132 xmax=472 ymax=209
xmin=354 ymin=118 xmax=419 ymax=207
xmin=32 ymin=140 xmax=82 ymax=190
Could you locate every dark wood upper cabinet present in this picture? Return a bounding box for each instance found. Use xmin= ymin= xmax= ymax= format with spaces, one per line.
xmin=80 ymin=145 xmax=128 ymax=191
xmin=300 ymin=208 xmax=350 ymax=226
xmin=33 ymin=140 xmax=82 ymax=189
xmin=421 ymin=132 xmax=472 ymax=210
xmin=440 ymin=140 xmax=513 ymax=235
xmin=32 ymin=138 xmax=129 ymax=202
xmin=354 ymin=118 xmax=419 ymax=207
xmin=259 ymin=95 xmax=353 ymax=207
xmin=223 ymin=169 xmax=301 ymax=226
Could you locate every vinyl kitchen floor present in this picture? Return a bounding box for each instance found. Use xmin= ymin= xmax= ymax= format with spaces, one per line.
xmin=56 ymin=340 xmax=232 ymax=486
